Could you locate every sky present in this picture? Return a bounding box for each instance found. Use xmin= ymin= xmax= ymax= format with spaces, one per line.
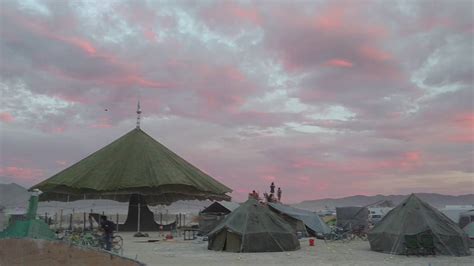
xmin=0 ymin=0 xmax=472 ymax=203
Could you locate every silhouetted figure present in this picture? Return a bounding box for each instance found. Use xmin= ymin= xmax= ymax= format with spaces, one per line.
xmin=277 ymin=187 xmax=282 ymax=202
xmin=270 ymin=182 xmax=275 ymax=194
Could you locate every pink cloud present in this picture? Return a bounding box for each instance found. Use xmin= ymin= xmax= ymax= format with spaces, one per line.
xmin=0 ymin=112 xmax=14 ymax=123
xmin=325 ymin=58 xmax=353 ymax=68
xmin=0 ymin=166 xmax=43 ymax=181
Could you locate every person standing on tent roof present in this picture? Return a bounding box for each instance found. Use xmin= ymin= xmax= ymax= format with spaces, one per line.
xmin=270 ymin=182 xmax=275 ymax=194
xmin=99 ymin=215 xmax=115 ymax=251
xmin=277 ymin=187 xmax=282 ymax=202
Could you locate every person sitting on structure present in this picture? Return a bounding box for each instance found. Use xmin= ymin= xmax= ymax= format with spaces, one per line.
xmin=99 ymin=215 xmax=116 ymax=251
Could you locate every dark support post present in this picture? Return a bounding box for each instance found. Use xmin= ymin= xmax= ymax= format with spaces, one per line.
xmin=183 ymin=214 xmax=185 ymax=227
xmin=69 ymin=213 xmax=73 ymax=230
xmin=116 ymin=213 xmax=119 ymax=233
xmin=83 ymin=212 xmax=86 ymax=231
xmin=160 ymin=213 xmax=162 ymax=224
xmin=59 ymin=209 xmax=63 ymax=230
xmin=137 ymin=202 xmax=141 ymax=233
xmin=44 ymin=212 xmax=48 ymax=223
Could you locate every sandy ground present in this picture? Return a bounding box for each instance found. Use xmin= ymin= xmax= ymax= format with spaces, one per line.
xmin=118 ymin=232 xmax=473 ymax=266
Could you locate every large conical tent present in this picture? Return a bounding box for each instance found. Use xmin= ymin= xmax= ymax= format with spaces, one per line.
xmin=208 ymin=199 xmax=300 ymax=253
xmin=31 ymin=127 xmax=232 ymax=205
xmin=368 ymin=194 xmax=471 ymax=256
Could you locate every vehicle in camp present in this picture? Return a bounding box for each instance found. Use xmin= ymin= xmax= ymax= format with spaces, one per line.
xmin=368 ymin=194 xmax=471 ymax=256
xmin=369 ymin=214 xmax=383 ymax=225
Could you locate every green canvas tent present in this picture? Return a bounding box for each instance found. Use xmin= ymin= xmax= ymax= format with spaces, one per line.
xmin=368 ymin=194 xmax=471 ymax=256
xmin=268 ymin=203 xmax=331 ymax=237
xmin=31 ymin=127 xmax=231 ymax=204
xmin=207 ymin=199 xmax=300 ymax=253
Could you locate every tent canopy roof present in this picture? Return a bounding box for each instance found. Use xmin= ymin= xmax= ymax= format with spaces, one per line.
xmin=268 ymin=203 xmax=330 ymax=234
xmin=31 ymin=128 xmax=231 ymax=204
xmin=201 ymin=201 xmax=240 ymax=214
xmin=208 ymin=199 xmax=295 ymax=236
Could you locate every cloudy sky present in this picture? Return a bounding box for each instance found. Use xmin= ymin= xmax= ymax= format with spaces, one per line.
xmin=0 ymin=0 xmax=472 ymax=203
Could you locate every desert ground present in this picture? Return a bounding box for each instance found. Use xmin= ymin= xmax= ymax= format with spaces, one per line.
xmin=118 ymin=232 xmax=473 ymax=266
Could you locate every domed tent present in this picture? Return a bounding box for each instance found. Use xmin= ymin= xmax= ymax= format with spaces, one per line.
xmin=368 ymin=194 xmax=471 ymax=256
xmin=208 ymin=199 xmax=300 ymax=252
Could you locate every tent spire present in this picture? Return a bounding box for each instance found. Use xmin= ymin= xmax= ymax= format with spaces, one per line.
xmin=136 ymin=100 xmax=142 ymax=129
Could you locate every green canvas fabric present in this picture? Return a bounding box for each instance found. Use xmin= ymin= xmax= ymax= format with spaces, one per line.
xmin=208 ymin=199 xmax=300 ymax=252
xmin=368 ymin=194 xmax=471 ymax=256
xmin=31 ymin=128 xmax=231 ymax=204
xmin=0 ymin=219 xmax=55 ymax=240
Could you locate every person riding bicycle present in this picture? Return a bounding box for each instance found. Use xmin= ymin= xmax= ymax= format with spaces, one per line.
xmin=99 ymin=215 xmax=116 ymax=251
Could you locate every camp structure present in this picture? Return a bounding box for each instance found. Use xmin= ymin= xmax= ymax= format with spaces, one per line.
xmin=0 ymin=193 xmax=55 ymax=240
xmin=268 ymin=203 xmax=330 ymax=237
xmin=30 ymin=104 xmax=232 ymax=232
xmin=208 ymin=199 xmax=300 ymax=252
xmin=199 ymin=201 xmax=240 ymax=235
xmin=368 ymin=194 xmax=471 ymax=256
xmin=462 ymin=222 xmax=474 ymax=248
xmin=336 ymin=206 xmax=369 ymax=230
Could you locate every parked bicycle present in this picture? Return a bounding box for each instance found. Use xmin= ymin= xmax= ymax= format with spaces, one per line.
xmin=323 ymin=226 xmax=352 ymax=243
xmin=58 ymin=230 xmax=123 ymax=253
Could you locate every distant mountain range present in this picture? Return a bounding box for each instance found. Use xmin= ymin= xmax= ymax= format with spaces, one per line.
xmin=2 ymin=183 xmax=473 ymax=213
xmin=292 ymin=193 xmax=474 ymax=211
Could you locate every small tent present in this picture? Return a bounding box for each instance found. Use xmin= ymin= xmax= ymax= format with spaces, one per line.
xmin=336 ymin=206 xmax=368 ymax=230
xmin=268 ymin=203 xmax=330 ymax=237
xmin=199 ymin=201 xmax=240 ymax=235
xmin=208 ymin=199 xmax=300 ymax=252
xmin=368 ymin=194 xmax=471 ymax=256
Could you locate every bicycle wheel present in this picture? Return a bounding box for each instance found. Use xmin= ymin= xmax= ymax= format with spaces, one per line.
xmin=112 ymin=235 xmax=123 ymax=251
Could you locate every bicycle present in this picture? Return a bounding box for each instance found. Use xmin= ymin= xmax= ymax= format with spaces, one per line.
xmin=323 ymin=226 xmax=352 ymax=243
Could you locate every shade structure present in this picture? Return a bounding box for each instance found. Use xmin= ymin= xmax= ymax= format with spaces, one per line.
xmin=199 ymin=201 xmax=240 ymax=235
xmin=368 ymin=194 xmax=471 ymax=256
xmin=208 ymin=199 xmax=300 ymax=253
xmin=268 ymin=203 xmax=331 ymax=237
xmin=336 ymin=206 xmax=369 ymax=230
xmin=31 ymin=128 xmax=232 ymax=205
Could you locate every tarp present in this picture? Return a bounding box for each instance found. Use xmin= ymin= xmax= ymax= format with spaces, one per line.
xmin=201 ymin=201 xmax=240 ymax=214
xmin=199 ymin=201 xmax=240 ymax=235
xmin=31 ymin=128 xmax=231 ymax=205
xmin=368 ymin=194 xmax=471 ymax=256
xmin=268 ymin=203 xmax=330 ymax=236
xmin=208 ymin=199 xmax=300 ymax=252
xmin=336 ymin=206 xmax=368 ymax=230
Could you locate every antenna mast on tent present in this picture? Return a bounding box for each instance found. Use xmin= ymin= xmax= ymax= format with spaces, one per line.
xmin=136 ymin=100 xmax=142 ymax=129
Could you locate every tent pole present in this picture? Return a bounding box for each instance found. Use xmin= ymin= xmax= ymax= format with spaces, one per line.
xmin=137 ymin=202 xmax=141 ymax=233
